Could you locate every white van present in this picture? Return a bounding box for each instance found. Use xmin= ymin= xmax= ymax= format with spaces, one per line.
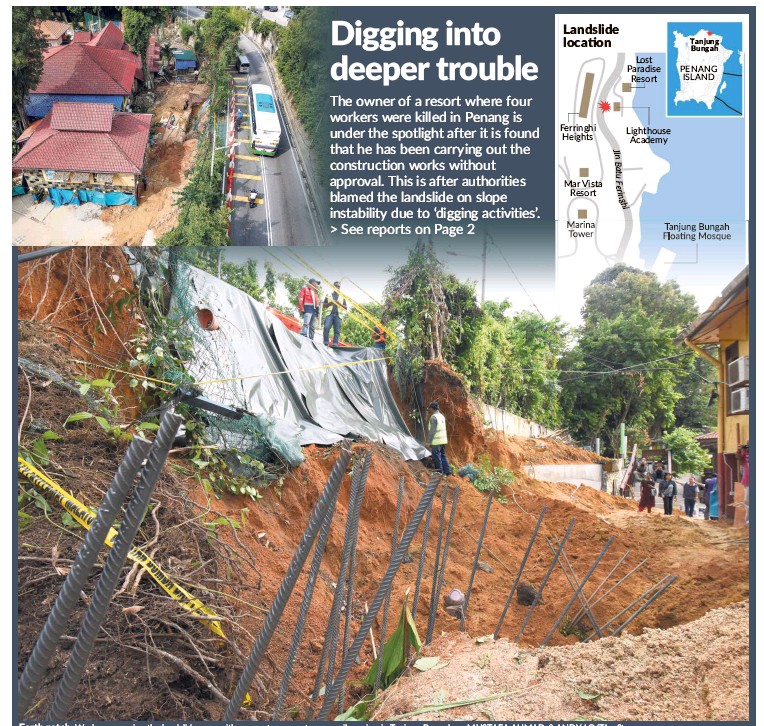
xmin=237 ymin=55 xmax=250 ymax=73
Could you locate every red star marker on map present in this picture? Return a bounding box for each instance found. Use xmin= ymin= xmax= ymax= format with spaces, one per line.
xmin=707 ymin=30 xmax=713 ymax=35
xmin=598 ymin=101 xmax=611 ymax=112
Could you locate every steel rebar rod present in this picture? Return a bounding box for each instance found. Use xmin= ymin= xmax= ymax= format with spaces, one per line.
xmin=375 ymin=475 xmax=404 ymax=692
xmin=427 ymin=485 xmax=460 ymax=645
xmin=577 ymin=557 xmax=649 ymax=625
xmin=17 ymin=437 xmax=152 ymax=717
xmin=461 ymin=490 xmax=494 ymax=631
xmin=411 ymin=491 xmax=435 ymax=620
xmin=494 ymin=506 xmax=547 ymax=638
xmin=224 ymin=447 xmax=351 ymax=720
xmin=425 ymin=480 xmax=449 ymax=644
xmin=49 ymin=412 xmax=183 ymax=719
xmin=327 ymin=456 xmax=368 ymax=689
xmin=338 ymin=453 xmax=372 ymax=711
xmin=514 ymin=517 xmax=576 ymax=643
xmin=609 ymin=576 xmax=677 ymax=637
xmin=549 ymin=534 xmax=604 ymax=640
xmin=308 ymin=451 xmax=366 ymax=714
xmin=584 ymin=575 xmax=670 ymax=641
xmin=316 ymin=474 xmax=440 ymax=720
xmin=541 ymin=536 xmax=613 ymax=646
xmin=271 ymin=471 xmax=342 ymax=720
xmin=568 ymin=550 xmax=630 ymax=628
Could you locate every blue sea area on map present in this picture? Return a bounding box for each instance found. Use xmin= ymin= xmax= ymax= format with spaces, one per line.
xmin=666 ymin=22 xmax=743 ymax=117
xmin=633 ymin=51 xmax=746 ymax=280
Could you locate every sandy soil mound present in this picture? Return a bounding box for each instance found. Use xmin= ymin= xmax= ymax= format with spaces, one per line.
xmin=375 ymin=600 xmax=749 ymax=722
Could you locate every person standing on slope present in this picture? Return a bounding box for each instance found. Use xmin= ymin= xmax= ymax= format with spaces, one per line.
xmin=299 ymin=278 xmax=320 ymax=340
xmin=427 ymin=401 xmax=452 ymax=477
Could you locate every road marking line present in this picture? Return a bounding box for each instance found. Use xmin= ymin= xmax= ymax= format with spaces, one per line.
xmin=232 ymin=195 xmax=264 ymax=204
xmin=234 ymin=173 xmax=262 ymax=180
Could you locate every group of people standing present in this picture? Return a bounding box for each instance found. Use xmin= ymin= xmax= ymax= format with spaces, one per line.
xmin=631 ymin=458 xmax=711 ymax=518
xmin=297 ymin=278 xmax=387 ymax=349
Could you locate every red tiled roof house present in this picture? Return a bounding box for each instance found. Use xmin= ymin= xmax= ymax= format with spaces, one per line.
xmin=34 ymin=19 xmax=74 ymax=47
xmin=25 ymin=23 xmax=144 ymax=119
xmin=13 ymin=101 xmax=152 ymax=205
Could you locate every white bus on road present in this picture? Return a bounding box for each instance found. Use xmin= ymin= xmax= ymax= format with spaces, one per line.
xmin=248 ymin=83 xmax=281 ymax=156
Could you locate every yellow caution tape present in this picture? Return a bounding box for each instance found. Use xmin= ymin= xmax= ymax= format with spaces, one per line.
xmin=17 ymin=457 xmax=226 ymax=640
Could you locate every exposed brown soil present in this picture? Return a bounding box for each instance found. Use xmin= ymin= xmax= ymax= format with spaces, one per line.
xmin=102 ymin=82 xmax=208 ymax=245
xmin=16 ymin=249 xmax=750 ymax=721
xmin=374 ymin=601 xmax=749 ymax=722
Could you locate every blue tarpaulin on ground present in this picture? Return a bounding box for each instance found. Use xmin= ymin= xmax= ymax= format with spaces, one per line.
xmin=12 ymin=186 xmax=26 ymax=197
xmin=77 ymin=190 xmax=137 ymax=206
xmin=48 ymin=188 xmax=80 ymax=206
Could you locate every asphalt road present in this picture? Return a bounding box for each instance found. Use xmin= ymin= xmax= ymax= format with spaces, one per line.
xmin=229 ymin=34 xmax=320 ymax=246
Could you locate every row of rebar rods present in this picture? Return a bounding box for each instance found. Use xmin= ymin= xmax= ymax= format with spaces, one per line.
xmin=552 ymin=533 xmax=606 ymax=640
xmin=567 ymin=550 xmax=631 ymax=630
xmin=609 ymin=576 xmax=677 ymax=637
xmin=541 ymin=536 xmax=613 ymax=646
xmin=271 ymin=462 xmax=344 ymax=719
xmin=308 ymin=451 xmax=368 ymax=716
xmin=494 ymin=506 xmax=547 ymax=638
xmin=49 ymin=413 xmax=183 ymax=720
xmin=17 ymin=436 xmax=153 ymax=717
xmin=374 ymin=476 xmax=405 ymax=692
xmin=224 ymin=447 xmax=352 ymax=720
xmin=514 ymin=517 xmax=576 ymax=643
xmin=338 ymin=454 xmax=373 ymax=711
xmin=573 ymin=557 xmax=649 ymax=631
xmin=544 ymin=537 xmax=603 ymax=641
xmin=461 ymin=490 xmax=494 ymax=631
xmin=424 ymin=481 xmax=449 ymax=644
xmin=315 ymin=473 xmax=440 ymax=720
xmin=583 ymin=574 xmax=674 ymax=642
xmin=428 ymin=485 xmax=460 ymax=644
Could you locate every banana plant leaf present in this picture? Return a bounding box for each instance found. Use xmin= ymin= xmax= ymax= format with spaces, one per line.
xmin=361 ymin=590 xmax=422 ymax=690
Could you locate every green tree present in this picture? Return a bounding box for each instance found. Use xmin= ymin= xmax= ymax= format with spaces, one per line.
xmin=275 ymin=6 xmax=332 ymax=158
xmin=559 ymin=265 xmax=701 ymax=455
xmin=123 ymin=7 xmax=168 ymax=91
xmin=663 ymin=427 xmax=712 ymax=475
xmin=12 ymin=7 xmax=51 ymax=129
xmin=384 ymin=239 xmax=449 ymax=364
xmin=198 ymin=6 xmax=241 ymax=60
xmin=158 ymin=203 xmax=230 ymax=245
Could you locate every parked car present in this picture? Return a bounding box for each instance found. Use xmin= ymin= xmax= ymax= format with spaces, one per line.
xmin=284 ymin=9 xmax=295 ymax=19
xmin=263 ymin=6 xmax=279 ymax=12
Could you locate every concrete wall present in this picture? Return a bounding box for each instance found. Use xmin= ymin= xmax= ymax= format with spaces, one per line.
xmin=523 ymin=463 xmax=605 ymax=491
xmin=475 ymin=399 xmax=554 ymax=439
xmin=23 ymin=169 xmax=137 ymax=196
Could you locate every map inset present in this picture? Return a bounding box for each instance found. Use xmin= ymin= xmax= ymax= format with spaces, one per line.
xmin=667 ymin=22 xmax=743 ymax=117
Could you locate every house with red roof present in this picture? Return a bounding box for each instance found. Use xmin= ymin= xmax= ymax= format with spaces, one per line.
xmin=35 ymin=19 xmax=73 ymax=46
xmin=25 ymin=23 xmax=145 ymax=119
xmin=13 ymin=101 xmax=152 ymax=206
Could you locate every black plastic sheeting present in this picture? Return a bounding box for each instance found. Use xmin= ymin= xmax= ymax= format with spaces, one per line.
xmin=181 ymin=266 xmax=429 ymax=461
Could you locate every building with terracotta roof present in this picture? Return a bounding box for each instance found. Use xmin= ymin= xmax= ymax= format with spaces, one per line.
xmin=25 ymin=22 xmax=144 ymax=119
xmin=677 ymin=267 xmax=749 ymax=524
xmin=35 ymin=19 xmax=73 ymax=46
xmin=13 ymin=101 xmax=152 ymax=205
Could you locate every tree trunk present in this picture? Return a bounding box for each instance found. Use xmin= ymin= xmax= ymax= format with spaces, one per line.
xmin=142 ymin=54 xmax=153 ymax=91
xmin=15 ymin=101 xmax=29 ymax=131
